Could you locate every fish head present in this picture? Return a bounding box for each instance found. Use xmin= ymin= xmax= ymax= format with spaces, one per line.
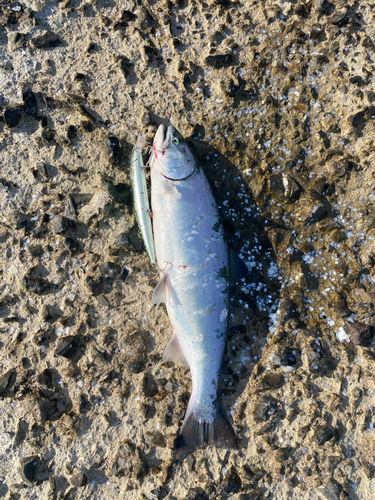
xmin=151 ymin=125 xmax=196 ymax=180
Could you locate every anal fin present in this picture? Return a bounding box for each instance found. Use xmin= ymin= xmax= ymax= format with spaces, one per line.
xmin=162 ymin=333 xmax=189 ymax=368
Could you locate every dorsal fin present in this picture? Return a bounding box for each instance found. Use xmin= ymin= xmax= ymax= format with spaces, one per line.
xmin=229 ymin=249 xmax=248 ymax=284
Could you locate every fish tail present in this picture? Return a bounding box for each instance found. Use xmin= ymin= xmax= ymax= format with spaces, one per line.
xmin=173 ymin=399 xmax=237 ymax=461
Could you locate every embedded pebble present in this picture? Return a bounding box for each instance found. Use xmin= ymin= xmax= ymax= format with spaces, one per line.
xmin=69 ymin=471 xmax=87 ymax=488
xmin=204 ymin=54 xmax=236 ymax=68
xmin=22 ymin=90 xmax=38 ymax=117
xmin=31 ymin=31 xmax=62 ymax=49
xmin=4 ymin=105 xmax=23 ymax=127
xmin=8 ymin=31 xmax=27 ymax=50
xmin=101 ymin=136 xmax=123 ymax=165
xmin=52 ymin=215 xmax=67 ymax=234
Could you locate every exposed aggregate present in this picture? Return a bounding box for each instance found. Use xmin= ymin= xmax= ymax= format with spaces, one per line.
xmin=1 ymin=0 xmax=375 ymax=499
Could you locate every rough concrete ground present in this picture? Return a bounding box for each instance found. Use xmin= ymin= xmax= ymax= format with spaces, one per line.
xmin=1 ymin=0 xmax=375 ymax=499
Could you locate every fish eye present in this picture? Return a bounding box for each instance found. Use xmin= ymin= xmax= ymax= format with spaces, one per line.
xmin=172 ymin=137 xmax=181 ymax=146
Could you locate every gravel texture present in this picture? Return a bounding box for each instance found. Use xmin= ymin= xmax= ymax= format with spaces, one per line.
xmin=1 ymin=0 xmax=375 ymax=499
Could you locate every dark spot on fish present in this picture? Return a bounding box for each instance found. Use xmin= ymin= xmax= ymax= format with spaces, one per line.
xmin=215 ymin=328 xmax=224 ymax=339
xmin=211 ymin=220 xmax=221 ymax=232
xmin=215 ymin=266 xmax=228 ymax=281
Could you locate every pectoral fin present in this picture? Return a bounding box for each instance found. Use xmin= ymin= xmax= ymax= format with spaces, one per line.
xmin=161 ymin=178 xmax=181 ymax=199
xmin=229 ymin=249 xmax=248 ymax=284
xmin=162 ymin=333 xmax=189 ymax=368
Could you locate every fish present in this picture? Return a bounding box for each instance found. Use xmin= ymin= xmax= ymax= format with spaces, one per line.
xmin=130 ymin=136 xmax=156 ymax=265
xmin=149 ymin=124 xmax=247 ymax=460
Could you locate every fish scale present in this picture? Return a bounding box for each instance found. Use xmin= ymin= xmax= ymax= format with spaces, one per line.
xmin=149 ymin=124 xmax=244 ymax=460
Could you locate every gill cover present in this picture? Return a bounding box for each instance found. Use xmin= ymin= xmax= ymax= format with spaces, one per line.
xmin=151 ymin=124 xmax=196 ymax=181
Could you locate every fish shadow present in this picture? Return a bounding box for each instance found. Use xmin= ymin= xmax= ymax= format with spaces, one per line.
xmin=185 ymin=137 xmax=281 ymax=410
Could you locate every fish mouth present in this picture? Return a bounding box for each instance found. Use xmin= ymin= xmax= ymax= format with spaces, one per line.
xmin=160 ymin=168 xmax=196 ymax=182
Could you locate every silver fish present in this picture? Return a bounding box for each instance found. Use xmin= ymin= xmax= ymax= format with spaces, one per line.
xmin=149 ymin=124 xmax=247 ymax=460
xmin=130 ymin=136 xmax=156 ymax=265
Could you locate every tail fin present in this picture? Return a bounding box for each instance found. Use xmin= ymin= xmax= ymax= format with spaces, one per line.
xmin=173 ymin=400 xmax=237 ymax=461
